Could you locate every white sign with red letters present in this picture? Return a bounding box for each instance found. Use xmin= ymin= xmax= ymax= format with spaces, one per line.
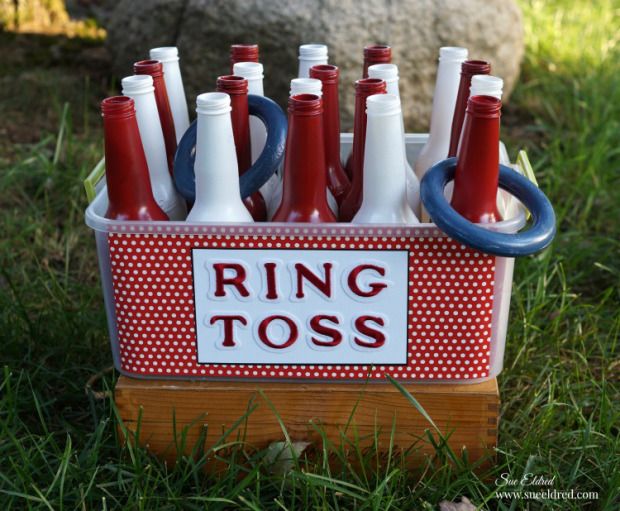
xmin=191 ymin=248 xmax=409 ymax=365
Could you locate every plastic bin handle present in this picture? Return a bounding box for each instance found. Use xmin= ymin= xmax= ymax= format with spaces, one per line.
xmin=83 ymin=157 xmax=106 ymax=204
xmin=420 ymin=158 xmax=556 ymax=257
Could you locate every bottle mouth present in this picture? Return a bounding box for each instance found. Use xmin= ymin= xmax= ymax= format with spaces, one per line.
xmin=467 ymin=95 xmax=502 ymax=117
xmin=309 ymin=64 xmax=338 ymax=83
xmin=149 ymin=46 xmax=179 ymax=63
xmin=290 ymin=78 xmax=323 ymax=97
xmin=461 ymin=59 xmax=491 ymax=75
xmin=232 ymin=61 xmax=264 ymax=80
xmin=230 ymin=43 xmax=259 ymax=62
xmin=121 ymin=74 xmax=154 ymax=95
xmin=439 ymin=46 xmax=468 ymax=62
xmin=363 ymin=44 xmax=392 ymax=62
xmin=134 ymin=59 xmax=163 ymax=77
xmin=470 ymin=75 xmax=503 ymax=98
xmin=355 ymin=77 xmax=387 ymax=94
xmin=299 ymin=43 xmax=328 ymax=60
xmin=367 ymin=63 xmax=398 ymax=81
xmin=288 ymin=94 xmax=322 ymax=115
xmin=216 ymin=75 xmax=249 ymax=94
xmin=366 ymin=93 xmax=401 ymax=116
xmin=101 ymin=96 xmax=135 ymax=118
xmin=196 ymin=92 xmax=231 ymax=115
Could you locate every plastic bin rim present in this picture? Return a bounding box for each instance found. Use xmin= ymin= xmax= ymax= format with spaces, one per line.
xmin=85 ymin=183 xmax=526 ymax=236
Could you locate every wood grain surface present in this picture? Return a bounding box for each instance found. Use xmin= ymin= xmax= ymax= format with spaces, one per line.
xmin=115 ymin=377 xmax=499 ymax=470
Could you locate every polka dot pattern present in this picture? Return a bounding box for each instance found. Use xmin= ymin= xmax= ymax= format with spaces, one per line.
xmin=108 ymin=231 xmax=496 ymax=381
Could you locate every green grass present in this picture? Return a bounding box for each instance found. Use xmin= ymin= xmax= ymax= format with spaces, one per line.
xmin=1 ymin=0 xmax=619 ymax=508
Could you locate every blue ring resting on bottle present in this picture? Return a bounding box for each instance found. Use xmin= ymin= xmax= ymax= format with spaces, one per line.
xmin=420 ymin=158 xmax=556 ymax=257
xmin=173 ymin=94 xmax=287 ymax=202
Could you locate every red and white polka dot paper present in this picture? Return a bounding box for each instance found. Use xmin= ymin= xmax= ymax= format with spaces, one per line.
xmin=108 ymin=229 xmax=496 ymax=381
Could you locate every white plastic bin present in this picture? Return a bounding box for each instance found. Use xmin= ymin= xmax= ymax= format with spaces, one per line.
xmin=85 ymin=134 xmax=524 ymax=383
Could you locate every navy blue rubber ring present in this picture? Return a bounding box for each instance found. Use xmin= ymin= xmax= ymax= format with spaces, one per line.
xmin=173 ymin=94 xmax=287 ymax=202
xmin=420 ymin=158 xmax=556 ymax=257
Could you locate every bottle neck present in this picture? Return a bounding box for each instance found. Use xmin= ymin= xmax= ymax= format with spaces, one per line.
xmin=194 ymin=110 xmax=242 ymax=204
xmin=122 ymin=89 xmax=171 ymax=185
xmin=448 ymin=60 xmax=491 ymax=157
xmin=315 ymin=74 xmax=340 ymax=173
xmin=245 ymin=76 xmax=264 ymax=96
xmin=158 ymin=58 xmax=189 ymax=142
xmin=426 ymin=55 xmax=465 ymax=152
xmin=232 ymin=63 xmax=264 ymax=96
xmin=469 ymin=75 xmax=503 ymax=99
xmin=450 ymin=98 xmax=502 ymax=223
xmin=350 ymin=80 xmax=387 ymax=191
xmin=362 ymin=108 xmax=407 ymax=208
xmin=299 ymin=58 xmax=328 ymax=78
xmin=216 ymin=77 xmax=251 ymax=174
xmin=134 ymin=63 xmax=177 ymax=173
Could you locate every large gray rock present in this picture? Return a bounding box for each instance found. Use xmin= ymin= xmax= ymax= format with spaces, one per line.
xmin=105 ymin=0 xmax=523 ymax=131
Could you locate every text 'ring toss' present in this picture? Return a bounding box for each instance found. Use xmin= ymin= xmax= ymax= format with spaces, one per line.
xmin=420 ymin=158 xmax=556 ymax=257
xmin=174 ymin=94 xmax=287 ymax=201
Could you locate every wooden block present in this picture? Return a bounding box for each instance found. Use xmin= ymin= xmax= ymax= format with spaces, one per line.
xmin=115 ymin=376 xmax=499 ymax=469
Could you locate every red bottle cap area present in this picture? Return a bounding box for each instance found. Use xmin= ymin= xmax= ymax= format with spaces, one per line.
xmin=133 ymin=59 xmax=164 ymax=77
xmin=467 ymin=95 xmax=502 ymax=117
xmin=216 ymin=75 xmax=249 ymax=94
xmin=461 ymin=59 xmax=491 ymax=77
xmin=230 ymin=44 xmax=259 ymax=63
xmin=101 ymin=95 xmax=134 ymax=118
xmin=363 ymin=44 xmax=392 ymax=62
xmin=363 ymin=45 xmax=392 ymax=77
xmin=356 ymin=77 xmax=386 ymax=94
xmin=309 ymin=64 xmax=339 ymax=83
xmin=288 ymin=93 xmax=323 ymax=115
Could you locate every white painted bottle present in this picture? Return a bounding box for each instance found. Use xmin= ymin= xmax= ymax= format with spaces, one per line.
xmin=121 ymin=75 xmax=187 ymax=220
xmin=353 ymin=94 xmax=418 ymax=224
xmin=368 ymin=63 xmax=421 ymax=217
xmin=149 ymin=46 xmax=190 ymax=142
xmin=414 ymin=46 xmax=468 ymax=221
xmin=232 ymin=61 xmax=279 ymax=206
xmin=265 ymin=78 xmax=339 ymax=219
xmin=186 ymin=93 xmax=254 ymax=222
xmin=298 ymin=44 xmax=328 ymax=78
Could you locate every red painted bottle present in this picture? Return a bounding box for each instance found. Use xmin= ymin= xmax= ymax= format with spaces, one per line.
xmin=339 ymin=78 xmax=386 ymax=222
xmin=134 ymin=60 xmax=177 ymax=175
xmin=216 ymin=75 xmax=267 ymax=221
xmin=448 ymin=60 xmax=491 ymax=157
xmin=309 ymin=64 xmax=350 ymax=205
xmin=272 ymin=94 xmax=336 ymax=223
xmin=230 ymin=44 xmax=259 ymax=72
xmin=450 ymin=95 xmax=503 ymax=223
xmin=101 ymin=96 xmax=168 ymax=221
xmin=363 ymin=45 xmax=392 ymax=78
